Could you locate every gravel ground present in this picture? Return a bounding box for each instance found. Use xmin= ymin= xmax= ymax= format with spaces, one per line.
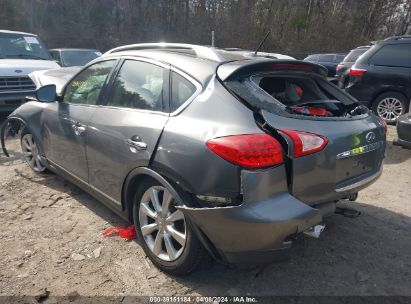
xmin=0 ymin=116 xmax=410 ymax=297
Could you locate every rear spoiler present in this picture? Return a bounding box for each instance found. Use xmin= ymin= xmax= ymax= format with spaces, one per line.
xmin=217 ymin=59 xmax=328 ymax=81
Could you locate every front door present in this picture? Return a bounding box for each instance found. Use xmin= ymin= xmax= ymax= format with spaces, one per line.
xmin=42 ymin=60 xmax=116 ymax=181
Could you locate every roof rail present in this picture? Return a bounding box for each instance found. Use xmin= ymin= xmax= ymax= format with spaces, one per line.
xmin=105 ymin=43 xmax=225 ymax=62
xmin=384 ymin=35 xmax=411 ymax=41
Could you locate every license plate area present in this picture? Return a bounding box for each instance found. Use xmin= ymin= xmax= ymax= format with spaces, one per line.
xmin=336 ymin=149 xmax=378 ymax=183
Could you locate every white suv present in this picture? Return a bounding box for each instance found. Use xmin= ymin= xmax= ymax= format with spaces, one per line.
xmin=0 ymin=30 xmax=60 ymax=112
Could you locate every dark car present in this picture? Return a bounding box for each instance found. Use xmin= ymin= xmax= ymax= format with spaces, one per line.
xmin=1 ymin=43 xmax=386 ymax=275
xmin=394 ymin=111 xmax=411 ymax=149
xmin=336 ymin=46 xmax=370 ymax=88
xmin=49 ymin=48 xmax=102 ymax=67
xmin=345 ymin=36 xmax=411 ymax=123
xmin=304 ymin=53 xmax=346 ymax=77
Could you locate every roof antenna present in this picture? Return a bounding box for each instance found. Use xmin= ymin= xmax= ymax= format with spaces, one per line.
xmin=255 ymin=31 xmax=271 ymax=55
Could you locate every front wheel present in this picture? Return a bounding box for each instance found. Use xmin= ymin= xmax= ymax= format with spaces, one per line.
xmin=372 ymin=92 xmax=408 ymax=124
xmin=133 ymin=179 xmax=208 ymax=275
xmin=20 ymin=132 xmax=47 ymax=173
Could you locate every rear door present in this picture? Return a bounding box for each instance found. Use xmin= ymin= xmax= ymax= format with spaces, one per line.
xmin=368 ymin=43 xmax=411 ymax=101
xmin=86 ymin=58 xmax=170 ymax=204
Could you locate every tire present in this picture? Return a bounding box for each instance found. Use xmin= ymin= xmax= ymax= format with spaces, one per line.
xmin=372 ymin=92 xmax=409 ymax=124
xmin=20 ymin=130 xmax=48 ymax=173
xmin=133 ymin=178 xmax=208 ymax=275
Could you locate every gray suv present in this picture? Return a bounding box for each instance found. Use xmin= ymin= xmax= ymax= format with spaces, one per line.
xmin=1 ymin=44 xmax=386 ymax=275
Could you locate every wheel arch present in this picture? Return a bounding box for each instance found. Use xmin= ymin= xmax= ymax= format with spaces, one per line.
xmin=371 ymin=89 xmax=410 ymax=108
xmin=1 ymin=116 xmax=41 ymax=157
xmin=121 ymin=166 xmax=222 ymax=261
xmin=121 ymin=166 xmax=185 ymax=222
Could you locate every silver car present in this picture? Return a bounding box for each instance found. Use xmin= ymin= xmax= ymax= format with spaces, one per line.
xmin=1 ymin=43 xmax=386 ymax=275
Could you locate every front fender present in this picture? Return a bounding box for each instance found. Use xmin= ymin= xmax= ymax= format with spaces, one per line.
xmin=1 ymin=102 xmax=47 ymax=157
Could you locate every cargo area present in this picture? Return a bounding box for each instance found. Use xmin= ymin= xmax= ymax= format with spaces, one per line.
xmin=218 ymin=61 xmax=386 ymax=205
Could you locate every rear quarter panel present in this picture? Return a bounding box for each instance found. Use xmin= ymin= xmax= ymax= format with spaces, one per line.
xmin=152 ymin=76 xmax=263 ymax=197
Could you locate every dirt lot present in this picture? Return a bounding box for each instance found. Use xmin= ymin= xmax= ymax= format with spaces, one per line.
xmin=0 ymin=116 xmax=410 ymax=297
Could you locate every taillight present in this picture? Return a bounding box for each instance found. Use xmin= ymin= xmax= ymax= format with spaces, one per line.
xmin=377 ymin=116 xmax=387 ymax=134
xmin=280 ymin=130 xmax=328 ymax=157
xmin=336 ymin=64 xmax=344 ymax=71
xmin=206 ymin=134 xmax=284 ymax=169
xmin=349 ymin=68 xmax=367 ymax=77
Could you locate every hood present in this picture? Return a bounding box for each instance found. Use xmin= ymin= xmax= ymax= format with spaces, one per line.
xmin=0 ymin=59 xmax=60 ymax=76
xmin=29 ymin=67 xmax=80 ymax=94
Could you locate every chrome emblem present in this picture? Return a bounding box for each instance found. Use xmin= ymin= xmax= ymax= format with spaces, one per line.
xmin=365 ymin=132 xmax=376 ymax=143
xmin=14 ymin=69 xmax=23 ymax=73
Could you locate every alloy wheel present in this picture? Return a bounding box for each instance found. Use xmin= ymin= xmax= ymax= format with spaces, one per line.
xmin=377 ymin=97 xmax=403 ymax=122
xmin=139 ymin=186 xmax=186 ymax=262
xmin=21 ymin=134 xmax=46 ymax=172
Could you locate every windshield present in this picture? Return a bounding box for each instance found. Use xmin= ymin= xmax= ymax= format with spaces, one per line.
xmin=0 ymin=33 xmax=50 ymax=60
xmin=61 ymin=50 xmax=101 ymax=67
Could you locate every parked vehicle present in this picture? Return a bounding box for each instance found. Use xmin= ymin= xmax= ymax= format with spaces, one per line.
xmin=1 ymin=43 xmax=386 ymax=275
xmin=0 ymin=30 xmax=60 ymax=112
xmin=304 ymin=53 xmax=346 ymax=77
xmin=336 ymin=46 xmax=370 ymax=88
xmin=394 ymin=111 xmax=411 ymax=149
xmin=49 ymin=48 xmax=102 ymax=67
xmin=346 ymin=36 xmax=411 ymax=123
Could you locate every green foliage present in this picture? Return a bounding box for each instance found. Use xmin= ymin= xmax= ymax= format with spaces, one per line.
xmin=289 ymin=9 xmax=308 ymax=31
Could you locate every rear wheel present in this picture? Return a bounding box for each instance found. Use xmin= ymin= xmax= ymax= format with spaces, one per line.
xmin=20 ymin=131 xmax=47 ymax=173
xmin=372 ymin=92 xmax=408 ymax=124
xmin=133 ymin=179 xmax=208 ymax=275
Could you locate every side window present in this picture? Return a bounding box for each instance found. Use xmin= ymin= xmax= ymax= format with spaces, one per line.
xmin=171 ymin=72 xmax=197 ymax=112
xmin=370 ymin=44 xmax=411 ymax=68
xmin=107 ymin=60 xmax=165 ymax=111
xmin=63 ymin=60 xmax=115 ymax=105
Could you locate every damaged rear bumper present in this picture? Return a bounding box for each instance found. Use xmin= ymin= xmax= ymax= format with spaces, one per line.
xmin=179 ymin=192 xmax=329 ymax=264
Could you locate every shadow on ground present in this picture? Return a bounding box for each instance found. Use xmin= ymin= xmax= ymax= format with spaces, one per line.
xmin=1 ymin=124 xmax=410 ymax=296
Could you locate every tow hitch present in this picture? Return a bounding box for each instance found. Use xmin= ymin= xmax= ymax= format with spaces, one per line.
xmin=303 ymin=224 xmax=325 ymax=238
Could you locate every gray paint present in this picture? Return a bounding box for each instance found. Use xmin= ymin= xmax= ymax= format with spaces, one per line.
xmin=1 ymin=47 xmax=386 ymax=264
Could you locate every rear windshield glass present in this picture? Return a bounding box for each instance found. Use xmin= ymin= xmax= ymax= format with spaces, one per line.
xmin=225 ymin=72 xmax=363 ymax=119
xmin=335 ymin=54 xmax=345 ymax=62
xmin=344 ymin=49 xmax=368 ymax=62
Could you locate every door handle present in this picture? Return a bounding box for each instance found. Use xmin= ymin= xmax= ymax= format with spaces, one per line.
xmin=126 ymin=136 xmax=147 ymax=150
xmin=71 ymin=122 xmax=86 ymax=136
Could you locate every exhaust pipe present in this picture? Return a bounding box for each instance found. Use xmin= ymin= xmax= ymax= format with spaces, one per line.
xmin=303 ymin=224 xmax=325 ymax=238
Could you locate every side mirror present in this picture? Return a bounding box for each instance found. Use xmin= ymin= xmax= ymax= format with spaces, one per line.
xmin=36 ymin=84 xmax=56 ymax=103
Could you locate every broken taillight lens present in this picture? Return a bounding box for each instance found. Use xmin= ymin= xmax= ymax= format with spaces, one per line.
xmin=377 ymin=116 xmax=387 ymax=134
xmin=349 ymin=68 xmax=367 ymax=77
xmin=280 ymin=130 xmax=328 ymax=157
xmin=206 ymin=134 xmax=284 ymax=169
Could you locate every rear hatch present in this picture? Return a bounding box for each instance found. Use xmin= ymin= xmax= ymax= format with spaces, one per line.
xmin=218 ymin=60 xmax=386 ymax=204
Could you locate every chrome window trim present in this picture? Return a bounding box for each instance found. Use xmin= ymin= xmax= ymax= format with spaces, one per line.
xmin=169 ymin=66 xmax=202 ymax=116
